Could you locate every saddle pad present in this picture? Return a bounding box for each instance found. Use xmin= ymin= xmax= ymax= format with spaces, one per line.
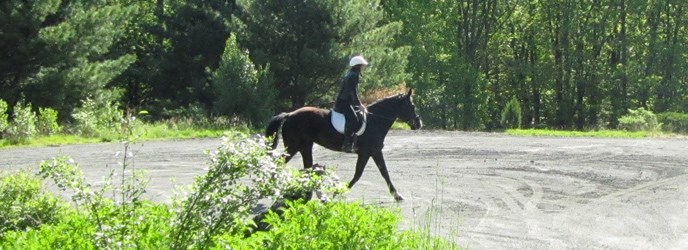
xmin=331 ymin=110 xmax=366 ymax=136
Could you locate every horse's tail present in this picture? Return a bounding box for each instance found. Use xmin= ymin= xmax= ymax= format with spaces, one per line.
xmin=265 ymin=112 xmax=289 ymax=149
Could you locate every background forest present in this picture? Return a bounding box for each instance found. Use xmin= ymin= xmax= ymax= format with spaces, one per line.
xmin=1 ymin=0 xmax=687 ymax=133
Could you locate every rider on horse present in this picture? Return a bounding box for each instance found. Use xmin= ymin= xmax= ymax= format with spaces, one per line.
xmin=334 ymin=55 xmax=368 ymax=153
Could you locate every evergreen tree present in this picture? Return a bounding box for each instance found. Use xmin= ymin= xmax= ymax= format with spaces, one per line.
xmin=501 ymin=96 xmax=523 ymax=129
xmin=0 ymin=0 xmax=61 ymax=109
xmin=149 ymin=0 xmax=236 ymax=115
xmin=211 ymin=34 xmax=275 ymax=126
xmin=1 ymin=1 xmax=137 ymax=119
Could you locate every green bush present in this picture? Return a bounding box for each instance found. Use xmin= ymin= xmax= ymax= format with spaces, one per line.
xmin=5 ymin=101 xmax=38 ymax=143
xmin=39 ymin=153 xmax=154 ymax=249
xmin=169 ymin=133 xmax=346 ymax=249
xmin=0 ymin=100 xmax=8 ymax=136
xmin=657 ymin=112 xmax=688 ymax=134
xmin=37 ymin=107 xmax=61 ymax=136
xmin=218 ymin=200 xmax=458 ymax=250
xmin=1 ymin=211 xmax=95 ymax=249
xmin=211 ymin=34 xmax=276 ymax=126
xmin=72 ymin=92 xmax=123 ymax=138
xmin=0 ymin=171 xmax=66 ymax=238
xmin=618 ymin=108 xmax=661 ymax=132
xmin=1 ymin=204 xmax=172 ymax=250
xmin=501 ymin=96 xmax=522 ymax=129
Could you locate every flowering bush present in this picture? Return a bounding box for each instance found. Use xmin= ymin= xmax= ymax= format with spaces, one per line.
xmin=169 ymin=132 xmax=346 ymax=249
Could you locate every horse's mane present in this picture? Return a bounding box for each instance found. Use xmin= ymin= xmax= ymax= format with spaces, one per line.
xmin=367 ymin=93 xmax=403 ymax=108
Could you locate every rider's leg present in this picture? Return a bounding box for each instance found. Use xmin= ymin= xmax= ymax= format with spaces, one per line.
xmin=341 ymin=105 xmax=358 ymax=152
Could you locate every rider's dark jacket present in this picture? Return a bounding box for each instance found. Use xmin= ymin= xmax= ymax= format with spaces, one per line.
xmin=333 ymin=70 xmax=361 ymax=113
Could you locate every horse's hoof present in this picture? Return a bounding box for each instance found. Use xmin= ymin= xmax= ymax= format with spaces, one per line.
xmin=393 ymin=192 xmax=405 ymax=202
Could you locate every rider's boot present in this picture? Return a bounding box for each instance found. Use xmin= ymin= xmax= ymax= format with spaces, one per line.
xmin=341 ymin=134 xmax=355 ymax=153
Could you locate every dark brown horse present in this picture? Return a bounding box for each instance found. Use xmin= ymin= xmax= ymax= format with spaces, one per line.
xmin=265 ymin=89 xmax=422 ymax=201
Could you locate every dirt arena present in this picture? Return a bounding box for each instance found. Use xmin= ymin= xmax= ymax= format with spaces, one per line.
xmin=1 ymin=130 xmax=686 ymax=249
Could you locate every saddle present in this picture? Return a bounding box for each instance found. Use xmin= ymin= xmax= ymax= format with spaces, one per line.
xmin=330 ymin=108 xmax=366 ymax=136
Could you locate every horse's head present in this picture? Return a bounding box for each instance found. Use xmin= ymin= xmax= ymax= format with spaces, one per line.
xmin=397 ymin=89 xmax=422 ymax=130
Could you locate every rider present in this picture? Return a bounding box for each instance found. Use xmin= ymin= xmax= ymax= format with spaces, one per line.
xmin=334 ymin=55 xmax=368 ymax=153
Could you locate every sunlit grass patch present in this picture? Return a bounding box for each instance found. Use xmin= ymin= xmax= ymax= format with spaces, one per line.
xmin=0 ymin=124 xmax=231 ymax=149
xmin=136 ymin=123 xmax=227 ymax=140
xmin=391 ymin=120 xmax=411 ymax=130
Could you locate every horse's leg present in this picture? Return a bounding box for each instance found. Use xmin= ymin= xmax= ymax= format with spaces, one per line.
xmin=300 ymin=142 xmax=314 ymax=169
xmin=282 ymin=143 xmax=298 ymax=163
xmin=348 ymin=153 xmax=370 ymax=189
xmin=371 ymin=151 xmax=404 ymax=201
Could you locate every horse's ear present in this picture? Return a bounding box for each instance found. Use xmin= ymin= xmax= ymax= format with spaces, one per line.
xmin=406 ymin=88 xmax=413 ymax=97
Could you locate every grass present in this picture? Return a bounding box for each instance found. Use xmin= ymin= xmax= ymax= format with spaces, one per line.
xmin=391 ymin=120 xmax=412 ymax=130
xmin=1 ymin=118 xmax=413 ymax=149
xmin=135 ymin=123 xmax=229 ymax=140
xmin=506 ymin=128 xmax=655 ymax=138
xmin=0 ymin=123 xmax=230 ymax=149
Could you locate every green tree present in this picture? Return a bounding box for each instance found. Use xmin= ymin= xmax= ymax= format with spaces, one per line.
xmin=211 ymin=34 xmax=275 ymax=126
xmin=501 ymin=96 xmax=522 ymax=129
xmin=0 ymin=0 xmax=61 ymax=109
xmin=1 ymin=1 xmax=136 ymax=119
xmin=384 ymin=0 xmax=497 ymax=130
xmin=151 ymin=0 xmax=236 ymax=116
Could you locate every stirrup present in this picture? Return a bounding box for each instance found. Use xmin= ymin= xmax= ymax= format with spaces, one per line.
xmin=341 ymin=137 xmax=355 ymax=153
xmin=341 ymin=142 xmax=355 ymax=153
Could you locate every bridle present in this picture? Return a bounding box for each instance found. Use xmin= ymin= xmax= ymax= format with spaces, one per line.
xmin=366 ymin=111 xmax=420 ymax=125
xmin=363 ymin=94 xmax=420 ymax=126
xmin=365 ymin=111 xmax=397 ymax=121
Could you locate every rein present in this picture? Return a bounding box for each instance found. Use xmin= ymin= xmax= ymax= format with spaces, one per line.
xmin=365 ymin=111 xmax=397 ymax=121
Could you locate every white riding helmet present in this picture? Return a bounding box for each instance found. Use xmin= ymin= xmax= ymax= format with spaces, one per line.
xmin=349 ymin=56 xmax=369 ymax=67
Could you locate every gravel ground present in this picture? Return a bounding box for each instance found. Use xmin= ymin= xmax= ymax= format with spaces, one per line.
xmin=1 ymin=130 xmax=686 ymax=249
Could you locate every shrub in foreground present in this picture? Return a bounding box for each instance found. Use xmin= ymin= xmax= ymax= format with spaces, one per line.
xmin=1 ymin=203 xmax=172 ymax=250
xmin=218 ymin=200 xmax=458 ymax=250
xmin=0 ymin=171 xmax=66 ymax=238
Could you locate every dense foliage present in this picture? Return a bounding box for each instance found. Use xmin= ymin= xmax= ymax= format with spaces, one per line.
xmin=1 ymin=0 xmax=686 ymax=132
xmin=657 ymin=112 xmax=688 ymax=134
xmin=0 ymin=171 xmax=65 ymax=237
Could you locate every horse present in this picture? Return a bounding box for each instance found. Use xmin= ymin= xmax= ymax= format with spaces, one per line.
xmin=265 ymin=88 xmax=422 ymax=201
